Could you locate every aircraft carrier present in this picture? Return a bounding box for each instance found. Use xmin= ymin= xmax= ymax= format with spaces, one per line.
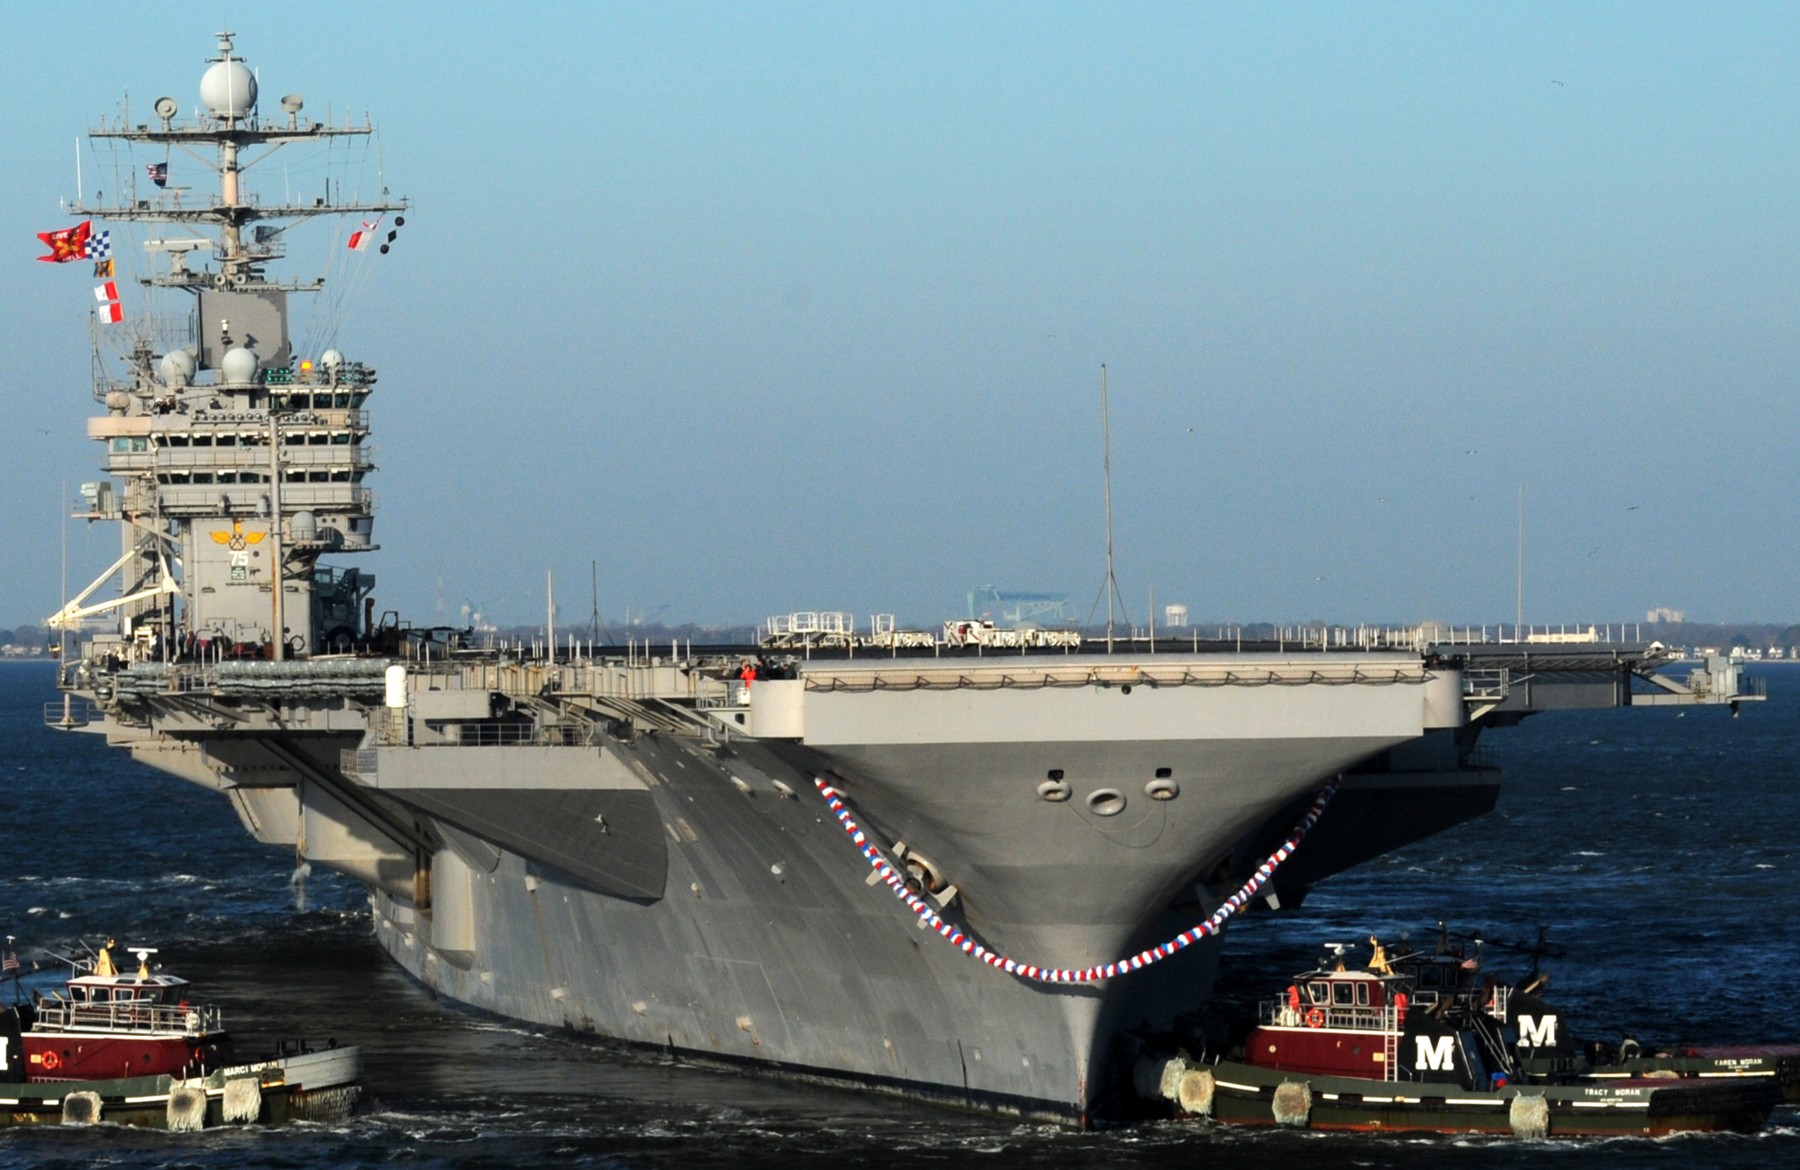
xmin=44 ymin=36 xmax=1760 ymax=1123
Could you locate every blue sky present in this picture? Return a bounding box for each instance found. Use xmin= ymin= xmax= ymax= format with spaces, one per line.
xmin=3 ymin=2 xmax=1797 ymax=631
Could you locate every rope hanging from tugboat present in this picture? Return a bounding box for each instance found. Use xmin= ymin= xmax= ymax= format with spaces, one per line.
xmin=813 ymin=774 xmax=1342 ymax=984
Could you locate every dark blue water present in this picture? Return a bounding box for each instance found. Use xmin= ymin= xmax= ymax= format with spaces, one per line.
xmin=2 ymin=659 xmax=1795 ymax=1168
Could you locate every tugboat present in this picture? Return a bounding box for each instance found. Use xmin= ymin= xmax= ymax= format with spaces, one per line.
xmin=1575 ymin=1042 xmax=1800 ymax=1103
xmin=1383 ymin=925 xmax=1800 ymax=1104
xmin=15 ymin=940 xmax=231 ymax=1081
xmin=1156 ymin=935 xmax=1780 ymax=1136
xmin=0 ymin=940 xmax=360 ymax=1128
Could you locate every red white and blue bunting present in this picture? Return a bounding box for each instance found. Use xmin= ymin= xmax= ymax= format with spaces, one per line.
xmin=814 ymin=775 xmax=1341 ymax=985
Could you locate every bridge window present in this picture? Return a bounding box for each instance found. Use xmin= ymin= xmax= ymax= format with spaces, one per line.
xmin=1332 ymin=982 xmax=1355 ymax=1006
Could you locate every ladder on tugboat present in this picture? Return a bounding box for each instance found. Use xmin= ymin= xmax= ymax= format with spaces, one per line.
xmin=1383 ymin=1006 xmax=1400 ymax=1081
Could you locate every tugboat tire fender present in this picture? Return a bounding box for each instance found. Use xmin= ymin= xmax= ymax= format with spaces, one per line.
xmin=1272 ymin=1080 xmax=1312 ymax=1127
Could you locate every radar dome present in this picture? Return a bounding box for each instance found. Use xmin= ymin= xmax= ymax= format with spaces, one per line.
xmin=319 ymin=349 xmax=344 ymax=371
xmin=200 ymin=59 xmax=257 ymax=119
xmin=159 ymin=350 xmax=197 ymax=387
xmin=220 ymin=347 xmax=261 ymax=384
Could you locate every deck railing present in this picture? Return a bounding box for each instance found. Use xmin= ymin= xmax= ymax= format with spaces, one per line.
xmin=1261 ymin=999 xmax=1403 ymax=1035
xmin=32 ymin=999 xmax=223 ymax=1036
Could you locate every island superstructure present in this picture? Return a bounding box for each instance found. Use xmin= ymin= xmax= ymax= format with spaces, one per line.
xmin=44 ymin=33 xmax=403 ymax=665
xmin=45 ymin=36 xmax=1760 ymax=1124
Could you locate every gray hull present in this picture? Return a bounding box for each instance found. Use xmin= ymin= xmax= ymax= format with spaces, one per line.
xmin=79 ymin=640 xmax=1739 ymax=1120
xmin=77 ymin=642 xmax=1734 ymax=1119
xmin=342 ymin=651 xmax=1461 ymax=1120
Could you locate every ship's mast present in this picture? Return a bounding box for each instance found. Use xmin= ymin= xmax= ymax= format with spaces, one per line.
xmin=1103 ymin=364 xmax=1116 ymax=651
xmin=75 ymin=31 xmax=405 ymax=293
xmin=1090 ymin=363 xmax=1130 ymax=651
xmin=49 ymin=33 xmax=406 ymax=662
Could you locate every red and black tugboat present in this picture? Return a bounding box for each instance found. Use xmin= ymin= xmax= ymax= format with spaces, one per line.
xmin=1383 ymin=926 xmax=1800 ymax=1104
xmin=14 ymin=940 xmax=232 ymax=1082
xmin=1169 ymin=934 xmax=1781 ymax=1136
xmin=1577 ymin=1042 xmax=1800 ymax=1102
xmin=0 ymin=939 xmax=359 ymax=1129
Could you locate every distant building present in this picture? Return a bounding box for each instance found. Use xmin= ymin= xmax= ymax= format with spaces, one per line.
xmin=1646 ymin=606 xmax=1685 ymax=623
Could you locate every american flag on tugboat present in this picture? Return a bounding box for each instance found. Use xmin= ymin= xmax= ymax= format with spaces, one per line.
xmin=2 ymin=949 xmax=18 ymax=974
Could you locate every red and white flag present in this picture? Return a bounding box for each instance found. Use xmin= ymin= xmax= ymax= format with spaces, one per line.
xmin=95 ymin=279 xmax=122 ymax=324
xmin=347 ymin=216 xmax=382 ymax=251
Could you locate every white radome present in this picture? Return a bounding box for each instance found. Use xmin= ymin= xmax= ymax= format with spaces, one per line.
xmin=200 ymin=60 xmax=257 ymax=118
xmin=159 ymin=349 xmax=197 ymax=387
xmin=220 ymin=347 xmax=260 ymax=384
